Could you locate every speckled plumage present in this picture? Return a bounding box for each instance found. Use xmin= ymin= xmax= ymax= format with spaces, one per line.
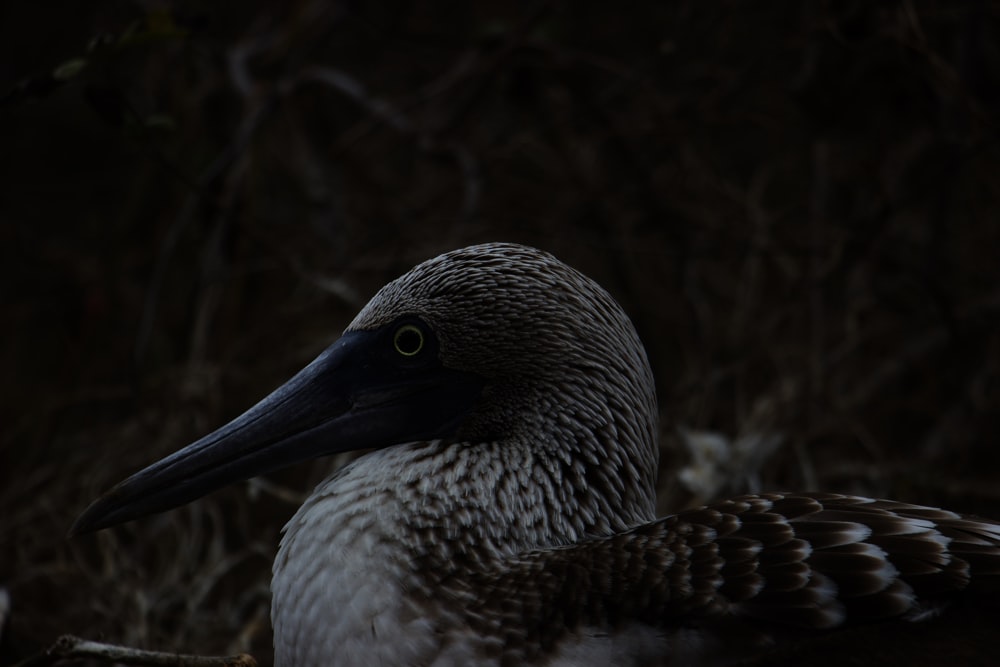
xmin=269 ymin=244 xmax=1000 ymax=666
xmin=274 ymin=244 xmax=662 ymax=666
xmin=76 ymin=243 xmax=1000 ymax=667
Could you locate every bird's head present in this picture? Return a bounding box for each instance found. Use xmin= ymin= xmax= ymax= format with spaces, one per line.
xmin=72 ymin=243 xmax=658 ymax=535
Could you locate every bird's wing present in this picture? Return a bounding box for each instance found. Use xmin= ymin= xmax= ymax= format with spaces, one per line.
xmin=459 ymin=493 xmax=1000 ymax=662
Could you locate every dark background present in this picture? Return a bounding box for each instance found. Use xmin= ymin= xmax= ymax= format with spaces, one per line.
xmin=2 ymin=1 xmax=999 ymax=664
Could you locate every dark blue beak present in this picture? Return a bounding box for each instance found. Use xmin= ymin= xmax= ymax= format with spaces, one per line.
xmin=72 ymin=327 xmax=483 ymax=534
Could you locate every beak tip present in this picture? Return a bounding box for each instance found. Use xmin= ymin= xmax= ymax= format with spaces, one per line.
xmin=70 ymin=484 xmax=138 ymax=536
xmin=67 ymin=519 xmax=87 ymax=538
xmin=69 ymin=500 xmax=107 ymax=536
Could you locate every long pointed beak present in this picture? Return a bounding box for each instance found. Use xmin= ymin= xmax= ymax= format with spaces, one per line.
xmin=72 ymin=330 xmax=483 ymax=534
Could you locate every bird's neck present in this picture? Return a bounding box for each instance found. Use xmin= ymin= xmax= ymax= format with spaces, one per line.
xmin=293 ymin=433 xmax=654 ymax=556
xmin=266 ymin=441 xmax=542 ymax=666
xmin=270 ymin=433 xmax=655 ymax=666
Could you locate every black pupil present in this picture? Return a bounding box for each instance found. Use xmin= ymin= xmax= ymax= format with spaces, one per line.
xmin=398 ymin=328 xmax=422 ymax=354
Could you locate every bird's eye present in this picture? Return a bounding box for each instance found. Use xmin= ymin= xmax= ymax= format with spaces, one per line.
xmin=393 ymin=324 xmax=425 ymax=357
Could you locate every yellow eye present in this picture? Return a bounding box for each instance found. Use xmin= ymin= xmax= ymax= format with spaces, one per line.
xmin=393 ymin=324 xmax=425 ymax=357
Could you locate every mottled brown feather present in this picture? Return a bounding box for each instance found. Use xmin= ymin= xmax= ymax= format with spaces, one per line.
xmin=430 ymin=491 xmax=1000 ymax=663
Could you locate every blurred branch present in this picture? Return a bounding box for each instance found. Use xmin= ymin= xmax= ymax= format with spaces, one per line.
xmin=134 ymin=4 xmax=347 ymax=370
xmin=291 ymin=67 xmax=413 ymax=133
xmin=132 ymin=85 xmax=276 ymax=370
xmin=831 ymin=290 xmax=1000 ymax=412
xmin=287 ymin=65 xmax=482 ymax=224
xmin=13 ymin=635 xmax=256 ymax=667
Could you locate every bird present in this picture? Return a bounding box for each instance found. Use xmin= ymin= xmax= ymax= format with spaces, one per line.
xmin=73 ymin=243 xmax=1000 ymax=666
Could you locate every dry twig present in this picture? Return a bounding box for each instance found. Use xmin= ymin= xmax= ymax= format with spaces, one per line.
xmin=14 ymin=635 xmax=257 ymax=667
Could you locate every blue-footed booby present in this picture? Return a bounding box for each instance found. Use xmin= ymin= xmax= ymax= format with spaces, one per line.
xmin=74 ymin=243 xmax=1000 ymax=666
